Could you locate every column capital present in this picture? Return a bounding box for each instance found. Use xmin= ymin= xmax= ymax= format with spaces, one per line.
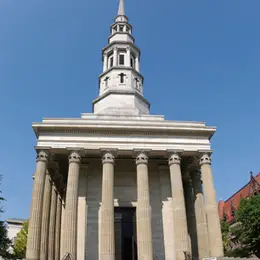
xmin=68 ymin=150 xmax=82 ymax=164
xmin=167 ymin=150 xmax=183 ymax=166
xmin=198 ymin=152 xmax=212 ymax=166
xmin=36 ymin=150 xmax=50 ymax=163
xmin=100 ymin=149 xmax=117 ymax=164
xmin=133 ymin=149 xmax=150 ymax=165
xmin=136 ymin=153 xmax=148 ymax=165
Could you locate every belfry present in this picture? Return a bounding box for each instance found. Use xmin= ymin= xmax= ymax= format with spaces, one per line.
xmin=26 ymin=1 xmax=224 ymax=260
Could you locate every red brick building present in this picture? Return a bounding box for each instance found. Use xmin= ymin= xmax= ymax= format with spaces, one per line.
xmin=218 ymin=172 xmax=260 ymax=224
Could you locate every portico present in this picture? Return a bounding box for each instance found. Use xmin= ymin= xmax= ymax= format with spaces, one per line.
xmin=25 ymin=1 xmax=224 ymax=260
xmin=26 ymin=118 xmax=223 ymax=260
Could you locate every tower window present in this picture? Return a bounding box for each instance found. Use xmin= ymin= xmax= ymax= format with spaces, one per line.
xmin=119 ymin=55 xmax=125 ymax=65
xmin=119 ymin=25 xmax=124 ymax=32
xmin=134 ymin=77 xmax=139 ymax=89
xmin=104 ymin=77 xmax=109 ymax=88
xmin=109 ymin=57 xmax=114 ymax=68
xmin=130 ymin=58 xmax=134 ymax=68
xmin=119 ymin=73 xmax=125 ymax=83
xmin=126 ymin=26 xmax=130 ymax=33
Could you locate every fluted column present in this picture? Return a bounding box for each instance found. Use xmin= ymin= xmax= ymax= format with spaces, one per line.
xmin=183 ymin=173 xmax=198 ymax=259
xmin=55 ymin=194 xmax=62 ymax=260
xmin=48 ymin=183 xmax=57 ymax=260
xmin=135 ymin=152 xmax=153 ymax=260
xmin=168 ymin=151 xmax=189 ymax=260
xmin=191 ymin=170 xmax=210 ymax=259
xmin=40 ymin=172 xmax=52 ymax=260
xmin=99 ymin=151 xmax=115 ymax=260
xmin=199 ymin=153 xmax=223 ymax=257
xmin=26 ymin=150 xmax=49 ymax=260
xmin=60 ymin=199 xmax=66 ymax=260
xmin=62 ymin=151 xmax=81 ymax=259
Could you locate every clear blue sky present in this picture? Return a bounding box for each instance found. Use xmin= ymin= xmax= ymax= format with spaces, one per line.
xmin=0 ymin=0 xmax=260 ymax=220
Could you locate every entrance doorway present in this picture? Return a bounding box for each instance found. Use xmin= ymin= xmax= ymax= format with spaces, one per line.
xmin=115 ymin=207 xmax=137 ymax=260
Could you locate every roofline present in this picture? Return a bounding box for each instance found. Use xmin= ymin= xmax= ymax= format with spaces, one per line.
xmin=223 ymin=173 xmax=260 ymax=203
xmin=6 ymin=218 xmax=26 ymax=224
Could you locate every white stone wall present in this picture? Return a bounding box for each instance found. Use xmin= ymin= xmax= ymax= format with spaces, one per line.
xmin=77 ymin=159 xmax=175 ymax=260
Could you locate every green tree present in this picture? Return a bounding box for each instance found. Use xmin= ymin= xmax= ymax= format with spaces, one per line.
xmin=236 ymin=194 xmax=260 ymax=257
xmin=0 ymin=221 xmax=12 ymax=259
xmin=221 ymin=220 xmax=231 ymax=254
xmin=13 ymin=220 xmax=28 ymax=259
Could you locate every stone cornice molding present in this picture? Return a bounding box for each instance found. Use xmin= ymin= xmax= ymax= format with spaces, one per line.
xmin=103 ymin=38 xmax=138 ymax=53
xmin=99 ymin=66 xmax=144 ymax=81
xmin=33 ymin=121 xmax=216 ymax=140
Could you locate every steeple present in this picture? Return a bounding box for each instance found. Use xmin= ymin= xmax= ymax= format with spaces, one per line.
xmin=118 ymin=0 xmax=125 ymax=16
xmin=92 ymin=0 xmax=150 ymax=116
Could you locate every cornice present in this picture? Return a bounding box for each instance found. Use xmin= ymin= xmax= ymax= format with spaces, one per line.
xmin=32 ymin=123 xmax=216 ymax=140
xmin=102 ymin=41 xmax=140 ymax=54
xmin=108 ymin=32 xmax=135 ymax=44
xmin=110 ymin=20 xmax=132 ymax=30
xmin=99 ymin=66 xmax=144 ymax=81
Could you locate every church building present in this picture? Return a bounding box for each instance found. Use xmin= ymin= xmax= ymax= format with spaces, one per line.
xmin=26 ymin=1 xmax=224 ymax=260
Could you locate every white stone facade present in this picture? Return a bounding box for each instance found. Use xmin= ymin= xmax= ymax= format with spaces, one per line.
xmin=25 ymin=1 xmax=224 ymax=260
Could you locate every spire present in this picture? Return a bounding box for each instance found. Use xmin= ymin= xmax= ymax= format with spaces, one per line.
xmin=118 ymin=0 xmax=125 ymax=16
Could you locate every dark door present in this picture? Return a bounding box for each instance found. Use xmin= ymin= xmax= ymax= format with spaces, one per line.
xmin=115 ymin=207 xmax=137 ymax=260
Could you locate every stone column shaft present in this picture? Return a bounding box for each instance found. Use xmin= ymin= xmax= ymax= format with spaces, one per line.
xmin=55 ymin=195 xmax=62 ymax=260
xmin=192 ymin=170 xmax=210 ymax=259
xmin=40 ymin=172 xmax=52 ymax=260
xmin=99 ymin=152 xmax=115 ymax=260
xmin=136 ymin=153 xmax=153 ymax=260
xmin=26 ymin=150 xmax=49 ymax=260
xmin=62 ymin=151 xmax=81 ymax=260
xmin=168 ymin=152 xmax=189 ymax=260
xmin=48 ymin=184 xmax=57 ymax=260
xmin=60 ymin=199 xmax=65 ymax=260
xmin=200 ymin=153 xmax=223 ymax=257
